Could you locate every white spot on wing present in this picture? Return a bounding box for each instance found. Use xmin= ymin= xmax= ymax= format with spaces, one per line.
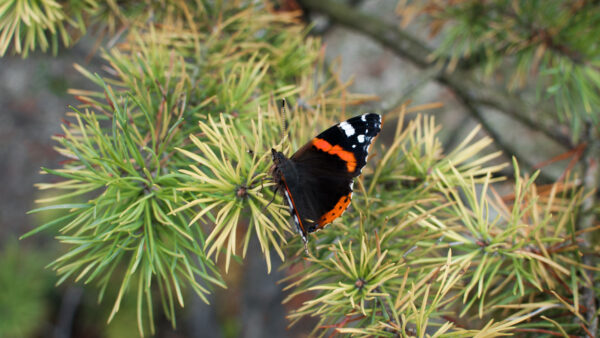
xmin=361 ymin=114 xmax=367 ymax=121
xmin=349 ymin=181 xmax=354 ymax=190
xmin=352 ymin=144 xmax=356 ymax=148
xmin=285 ymin=190 xmax=306 ymax=241
xmin=357 ymin=135 xmax=365 ymax=143
xmin=339 ymin=121 xmax=355 ymax=136
xmin=283 ymin=190 xmax=293 ymax=210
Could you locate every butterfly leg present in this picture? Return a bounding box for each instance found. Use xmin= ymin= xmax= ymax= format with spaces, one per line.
xmin=262 ymin=185 xmax=279 ymax=211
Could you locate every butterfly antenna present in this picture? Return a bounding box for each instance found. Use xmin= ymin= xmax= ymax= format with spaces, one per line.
xmin=279 ymin=98 xmax=291 ymax=143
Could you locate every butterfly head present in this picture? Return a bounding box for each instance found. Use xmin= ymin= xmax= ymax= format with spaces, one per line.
xmin=270 ymin=148 xmax=286 ymax=182
xmin=270 ymin=148 xmax=283 ymax=162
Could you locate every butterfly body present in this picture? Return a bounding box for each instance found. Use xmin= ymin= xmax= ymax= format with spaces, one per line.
xmin=271 ymin=113 xmax=382 ymax=243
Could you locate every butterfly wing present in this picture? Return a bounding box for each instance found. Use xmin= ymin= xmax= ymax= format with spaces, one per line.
xmin=286 ymin=113 xmax=382 ymax=234
xmin=296 ymin=113 xmax=382 ymax=177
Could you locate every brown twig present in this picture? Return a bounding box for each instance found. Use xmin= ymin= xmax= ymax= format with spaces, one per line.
xmin=577 ymin=122 xmax=600 ymax=337
xmin=454 ymin=90 xmax=556 ymax=183
xmin=296 ymin=0 xmax=574 ymax=150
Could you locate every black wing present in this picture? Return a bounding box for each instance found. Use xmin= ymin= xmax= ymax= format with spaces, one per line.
xmin=287 ymin=113 xmax=381 ymax=233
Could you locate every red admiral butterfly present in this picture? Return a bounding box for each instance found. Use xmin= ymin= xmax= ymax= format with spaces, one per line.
xmin=271 ymin=113 xmax=382 ymax=244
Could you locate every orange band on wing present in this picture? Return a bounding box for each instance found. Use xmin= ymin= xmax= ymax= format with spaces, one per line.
xmin=318 ymin=193 xmax=352 ymax=226
xmin=312 ymin=138 xmax=356 ymax=172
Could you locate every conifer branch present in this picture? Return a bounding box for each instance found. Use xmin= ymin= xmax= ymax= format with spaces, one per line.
xmin=297 ymin=0 xmax=574 ymax=149
xmin=15 ymin=1 xmax=600 ymax=336
xmin=455 ymin=88 xmax=556 ymax=183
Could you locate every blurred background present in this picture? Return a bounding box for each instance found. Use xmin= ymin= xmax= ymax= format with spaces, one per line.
xmin=0 ymin=0 xmax=581 ymax=337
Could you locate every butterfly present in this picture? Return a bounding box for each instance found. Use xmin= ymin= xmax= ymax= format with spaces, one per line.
xmin=271 ymin=113 xmax=382 ymax=245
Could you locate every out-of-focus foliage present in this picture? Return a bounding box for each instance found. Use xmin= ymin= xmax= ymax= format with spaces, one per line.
xmin=398 ymin=0 xmax=600 ymax=141
xmin=0 ymin=0 xmax=205 ymax=57
xmin=0 ymin=242 xmax=54 ymax=337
